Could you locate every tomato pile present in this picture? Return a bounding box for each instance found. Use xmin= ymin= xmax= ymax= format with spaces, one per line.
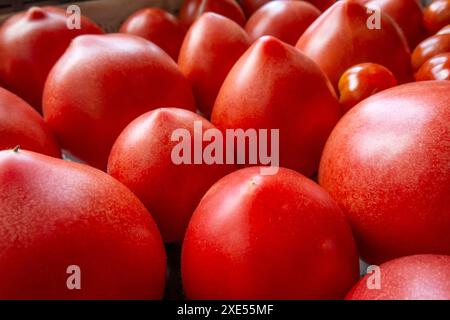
xmin=0 ymin=0 xmax=449 ymax=300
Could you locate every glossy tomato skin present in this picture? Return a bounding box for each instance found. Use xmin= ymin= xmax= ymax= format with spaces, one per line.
xmin=424 ymin=0 xmax=450 ymax=34
xmin=415 ymin=52 xmax=450 ymax=80
xmin=245 ymin=1 xmax=320 ymax=45
xmin=179 ymin=0 xmax=245 ymax=27
xmin=346 ymin=255 xmax=450 ymax=300
xmin=182 ymin=167 xmax=359 ymax=299
xmin=0 ymin=87 xmax=60 ymax=157
xmin=338 ymin=63 xmax=397 ymax=113
xmin=212 ymin=36 xmax=341 ymax=177
xmin=0 ymin=150 xmax=166 ymax=299
xmin=437 ymin=24 xmax=450 ymax=34
xmin=119 ymin=8 xmax=186 ymax=61
xmin=358 ymin=0 xmax=427 ymax=49
xmin=43 ymin=34 xmax=195 ymax=170
xmin=319 ymin=81 xmax=450 ymax=265
xmin=0 ymin=6 xmax=103 ymax=111
xmin=296 ymin=1 xmax=413 ymax=89
xmin=178 ymin=13 xmax=250 ymax=118
xmin=108 ymin=108 xmax=233 ymax=243
xmin=411 ymin=33 xmax=450 ymax=70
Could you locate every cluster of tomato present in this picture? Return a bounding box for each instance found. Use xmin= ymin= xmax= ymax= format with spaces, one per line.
xmin=0 ymin=0 xmax=448 ymax=300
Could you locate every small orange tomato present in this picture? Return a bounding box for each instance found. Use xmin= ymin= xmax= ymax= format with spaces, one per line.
xmin=338 ymin=63 xmax=397 ymax=112
xmin=424 ymin=0 xmax=450 ymax=34
xmin=415 ymin=52 xmax=450 ymax=80
xmin=411 ymin=33 xmax=450 ymax=70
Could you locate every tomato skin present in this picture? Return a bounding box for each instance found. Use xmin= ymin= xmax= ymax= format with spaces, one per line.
xmin=182 ymin=167 xmax=359 ymax=299
xmin=0 ymin=150 xmax=166 ymax=299
xmin=437 ymin=24 xmax=450 ymax=34
xmin=245 ymin=0 xmax=320 ymax=45
xmin=0 ymin=87 xmax=60 ymax=157
xmin=108 ymin=108 xmax=233 ymax=243
xmin=346 ymin=255 xmax=450 ymax=300
xmin=178 ymin=13 xmax=250 ymax=118
xmin=0 ymin=6 xmax=103 ymax=111
xmin=179 ymin=0 xmax=245 ymax=27
xmin=43 ymin=34 xmax=195 ymax=170
xmin=119 ymin=8 xmax=186 ymax=61
xmin=319 ymin=81 xmax=450 ymax=265
xmin=296 ymin=1 xmax=413 ymax=89
xmin=357 ymin=0 xmax=427 ymax=49
xmin=415 ymin=52 xmax=450 ymax=80
xmin=424 ymin=0 xmax=450 ymax=34
xmin=338 ymin=63 xmax=397 ymax=113
xmin=212 ymin=36 xmax=341 ymax=177
xmin=411 ymin=33 xmax=450 ymax=71
xmin=240 ymin=0 xmax=271 ymax=17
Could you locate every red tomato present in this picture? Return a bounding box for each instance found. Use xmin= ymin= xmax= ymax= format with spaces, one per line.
xmin=240 ymin=0 xmax=271 ymax=17
xmin=424 ymin=0 xmax=450 ymax=34
xmin=182 ymin=167 xmax=359 ymax=299
xmin=437 ymin=24 xmax=450 ymax=34
xmin=119 ymin=8 xmax=186 ymax=61
xmin=108 ymin=108 xmax=233 ymax=243
xmin=0 ymin=6 xmax=103 ymax=111
xmin=358 ymin=0 xmax=427 ymax=49
xmin=0 ymin=149 xmax=166 ymax=299
xmin=338 ymin=63 xmax=397 ymax=112
xmin=179 ymin=0 xmax=245 ymax=27
xmin=245 ymin=0 xmax=320 ymax=45
xmin=319 ymin=81 xmax=450 ymax=264
xmin=415 ymin=52 xmax=450 ymax=80
xmin=411 ymin=33 xmax=450 ymax=70
xmin=43 ymin=34 xmax=195 ymax=170
xmin=296 ymin=1 xmax=413 ymax=89
xmin=346 ymin=255 xmax=450 ymax=300
xmin=212 ymin=36 xmax=341 ymax=177
xmin=0 ymin=87 xmax=60 ymax=157
xmin=178 ymin=13 xmax=250 ymax=118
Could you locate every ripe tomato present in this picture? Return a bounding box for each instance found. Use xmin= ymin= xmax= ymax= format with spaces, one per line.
xmin=212 ymin=36 xmax=341 ymax=177
xmin=357 ymin=0 xmax=427 ymax=49
xmin=346 ymin=255 xmax=450 ymax=300
xmin=423 ymin=0 xmax=450 ymax=34
xmin=240 ymin=0 xmax=271 ymax=17
xmin=0 ymin=87 xmax=60 ymax=157
xmin=179 ymin=0 xmax=245 ymax=27
xmin=182 ymin=167 xmax=359 ymax=299
xmin=108 ymin=108 xmax=233 ymax=243
xmin=437 ymin=24 xmax=450 ymax=34
xmin=338 ymin=63 xmax=397 ymax=112
xmin=178 ymin=13 xmax=250 ymax=118
xmin=0 ymin=6 xmax=103 ymax=112
xmin=43 ymin=34 xmax=195 ymax=170
xmin=296 ymin=1 xmax=413 ymax=89
xmin=411 ymin=33 xmax=450 ymax=70
xmin=415 ymin=52 xmax=450 ymax=80
xmin=119 ymin=8 xmax=186 ymax=61
xmin=0 ymin=149 xmax=166 ymax=299
xmin=245 ymin=0 xmax=320 ymax=45
xmin=319 ymin=81 xmax=450 ymax=264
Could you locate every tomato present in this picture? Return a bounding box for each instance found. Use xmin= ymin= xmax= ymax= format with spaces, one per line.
xmin=119 ymin=8 xmax=186 ymax=61
xmin=357 ymin=0 xmax=427 ymax=49
xmin=437 ymin=24 xmax=450 ymax=34
xmin=415 ymin=52 xmax=450 ymax=80
xmin=108 ymin=108 xmax=233 ymax=243
xmin=424 ymin=0 xmax=450 ymax=34
xmin=296 ymin=1 xmax=413 ymax=89
xmin=411 ymin=33 xmax=450 ymax=70
xmin=346 ymin=255 xmax=450 ymax=300
xmin=319 ymin=81 xmax=450 ymax=265
xmin=212 ymin=36 xmax=341 ymax=177
xmin=0 ymin=149 xmax=166 ymax=299
xmin=338 ymin=63 xmax=397 ymax=113
xmin=0 ymin=87 xmax=60 ymax=157
xmin=240 ymin=0 xmax=271 ymax=17
xmin=178 ymin=13 xmax=250 ymax=118
xmin=245 ymin=0 xmax=320 ymax=45
xmin=43 ymin=34 xmax=195 ymax=170
xmin=179 ymin=0 xmax=245 ymax=27
xmin=0 ymin=6 xmax=103 ymax=112
xmin=182 ymin=167 xmax=359 ymax=299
